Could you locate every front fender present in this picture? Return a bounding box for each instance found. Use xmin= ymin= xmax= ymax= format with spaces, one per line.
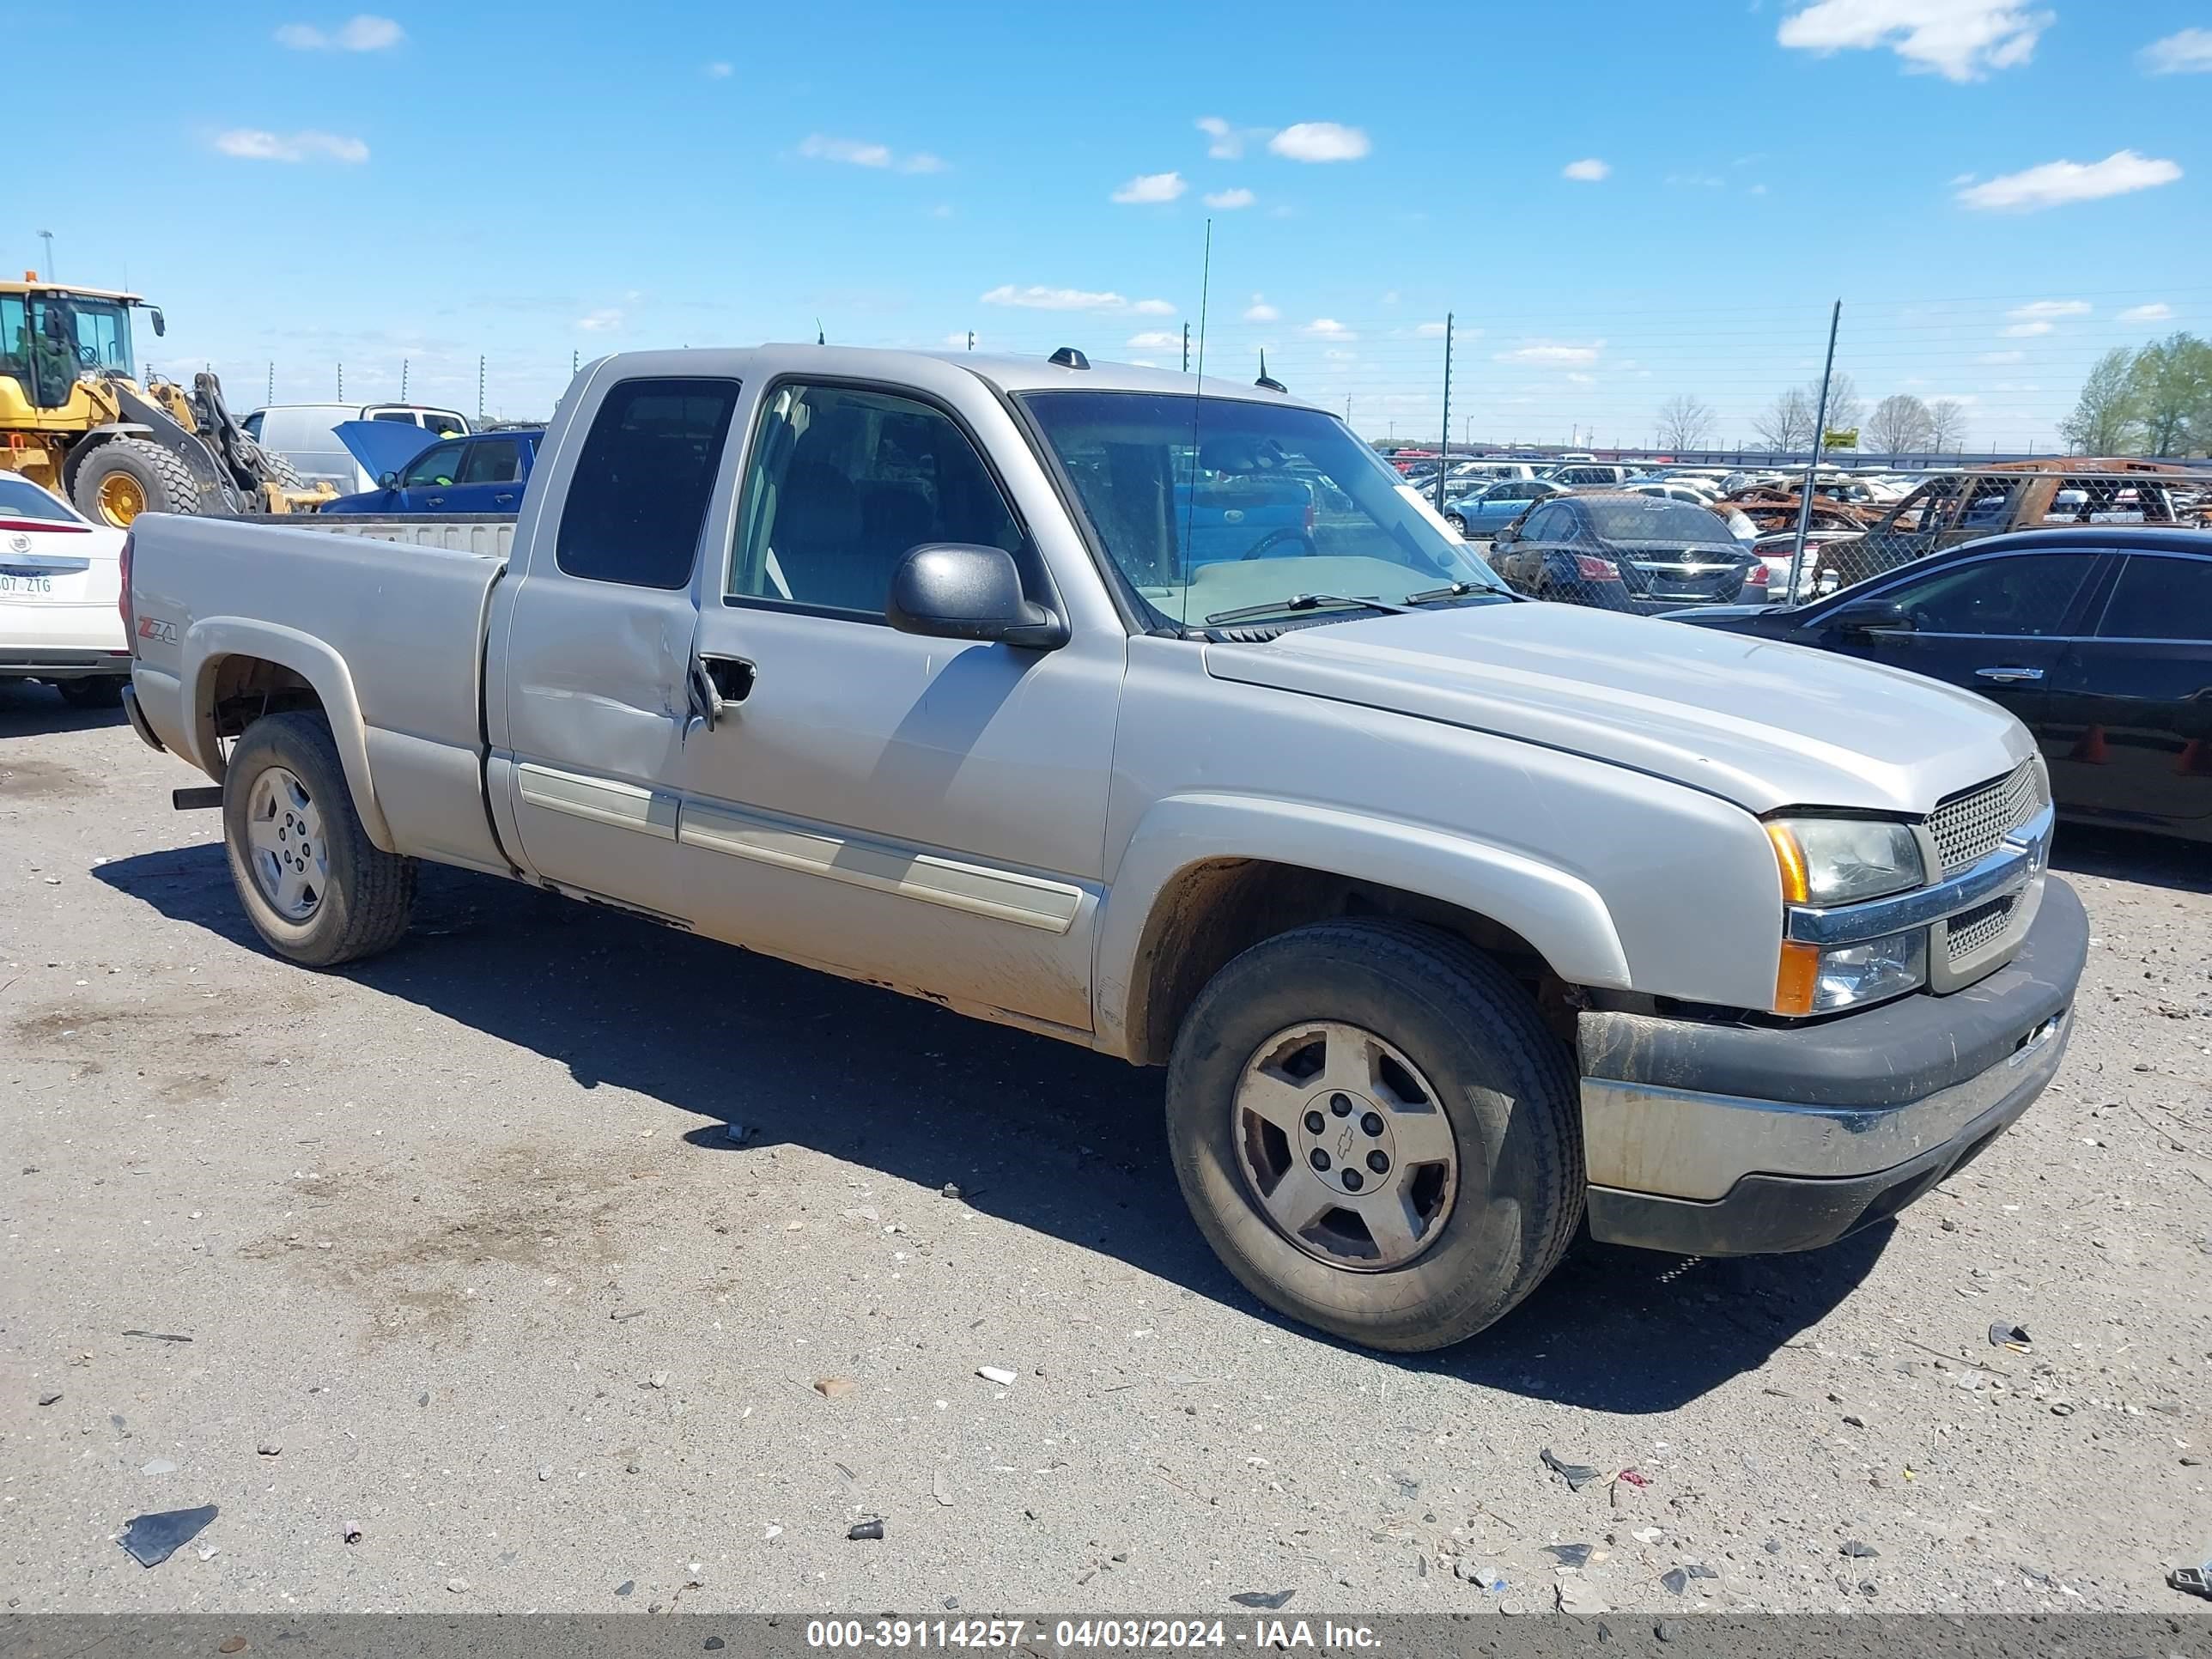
xmin=180 ymin=617 xmax=396 ymax=851
xmin=1094 ymin=792 xmax=1632 ymax=1060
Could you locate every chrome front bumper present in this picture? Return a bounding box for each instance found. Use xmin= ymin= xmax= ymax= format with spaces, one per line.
xmin=1575 ymin=875 xmax=2087 ymax=1256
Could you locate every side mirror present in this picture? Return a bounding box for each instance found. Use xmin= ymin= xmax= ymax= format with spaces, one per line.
xmin=149 ymin=309 xmax=166 ymax=337
xmin=1492 ymin=525 xmax=1517 ymax=545
xmin=887 ymin=544 xmax=1068 ymax=651
xmin=1827 ymin=597 xmax=1911 ymax=638
xmin=378 ymin=471 xmax=398 ymax=489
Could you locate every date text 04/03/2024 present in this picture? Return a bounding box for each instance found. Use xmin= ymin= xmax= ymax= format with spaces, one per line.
xmin=802 ymin=1620 xmax=1382 ymax=1650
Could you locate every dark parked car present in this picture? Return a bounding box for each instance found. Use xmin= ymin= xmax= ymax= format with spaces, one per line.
xmin=1668 ymin=526 xmax=2212 ymax=842
xmin=1489 ymin=491 xmax=1767 ymax=614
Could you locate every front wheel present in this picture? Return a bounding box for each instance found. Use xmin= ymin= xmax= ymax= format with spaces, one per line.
xmin=1165 ymin=919 xmax=1583 ymax=1352
xmin=222 ymin=711 xmax=416 ymax=967
xmin=1444 ymin=513 xmax=1468 ymax=537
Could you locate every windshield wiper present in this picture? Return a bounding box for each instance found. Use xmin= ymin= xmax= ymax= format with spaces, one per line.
xmin=1402 ymin=579 xmax=1513 ymax=605
xmin=1204 ymin=592 xmax=1407 ymax=627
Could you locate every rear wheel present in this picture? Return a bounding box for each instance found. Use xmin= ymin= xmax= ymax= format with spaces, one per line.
xmin=1165 ymin=919 xmax=1583 ymax=1352
xmin=70 ymin=439 xmax=201 ymax=526
xmin=222 ymin=711 xmax=416 ymax=967
xmin=57 ymin=676 xmax=126 ymax=709
xmin=1444 ymin=513 xmax=1468 ymax=537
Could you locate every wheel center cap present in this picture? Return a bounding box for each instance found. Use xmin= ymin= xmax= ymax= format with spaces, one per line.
xmin=1295 ymin=1090 xmax=1397 ymax=1197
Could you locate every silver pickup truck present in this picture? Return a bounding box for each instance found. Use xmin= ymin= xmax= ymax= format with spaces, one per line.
xmin=120 ymin=345 xmax=2085 ymax=1352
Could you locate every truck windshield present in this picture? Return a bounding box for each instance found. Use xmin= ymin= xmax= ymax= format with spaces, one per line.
xmin=1019 ymin=389 xmax=1505 ymax=629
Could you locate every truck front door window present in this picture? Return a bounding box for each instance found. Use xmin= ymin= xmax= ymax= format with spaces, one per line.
xmin=555 ymin=378 xmax=739 ymax=589
xmin=727 ymin=383 xmax=1022 ymax=618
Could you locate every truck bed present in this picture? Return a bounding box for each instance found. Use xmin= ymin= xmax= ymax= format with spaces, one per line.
xmin=125 ymin=512 xmax=511 ymax=873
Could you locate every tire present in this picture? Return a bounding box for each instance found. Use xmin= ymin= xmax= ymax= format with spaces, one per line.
xmin=70 ymin=438 xmax=202 ymax=526
xmin=1444 ymin=514 xmax=1468 ymax=537
xmin=222 ymin=711 xmax=416 ymax=967
xmin=58 ymin=676 xmax=126 ymax=709
xmin=1165 ymin=919 xmax=1583 ymax=1352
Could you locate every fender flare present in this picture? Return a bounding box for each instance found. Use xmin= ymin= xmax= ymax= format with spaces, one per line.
xmin=1094 ymin=793 xmax=1632 ymax=1060
xmin=179 ymin=617 xmax=396 ymax=852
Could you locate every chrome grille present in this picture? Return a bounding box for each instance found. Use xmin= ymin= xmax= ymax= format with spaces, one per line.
xmin=1943 ymin=895 xmax=2016 ymax=963
xmin=1928 ymin=761 xmax=2046 ymax=874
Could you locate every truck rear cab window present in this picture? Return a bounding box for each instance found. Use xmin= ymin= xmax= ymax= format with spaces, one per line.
xmin=556 ymin=378 xmax=740 ymax=589
xmin=459 ymin=438 xmax=521 ymax=484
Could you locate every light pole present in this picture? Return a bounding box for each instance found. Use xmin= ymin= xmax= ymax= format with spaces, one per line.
xmin=37 ymin=230 xmax=55 ymax=280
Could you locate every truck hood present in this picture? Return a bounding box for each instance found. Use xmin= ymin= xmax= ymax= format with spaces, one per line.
xmin=332 ymin=420 xmax=437 ymax=483
xmin=1203 ymin=601 xmax=2033 ymax=817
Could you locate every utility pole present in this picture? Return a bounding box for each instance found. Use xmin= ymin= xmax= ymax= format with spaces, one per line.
xmin=401 ymin=358 xmax=410 ymax=400
xmin=1434 ymin=312 xmax=1454 ymax=508
xmin=477 ymin=355 xmax=486 ymax=422
xmin=1790 ymin=300 xmax=1843 ymax=603
xmin=965 ymin=331 xmax=975 ymax=352
xmin=572 ymin=349 xmax=580 ymax=375
xmin=266 ymin=362 xmax=274 ymax=404
xmin=37 ymin=230 xmax=54 ymax=280
xmin=1182 ymin=323 xmax=1190 ymax=374
xmin=337 ymin=362 xmax=344 ymax=399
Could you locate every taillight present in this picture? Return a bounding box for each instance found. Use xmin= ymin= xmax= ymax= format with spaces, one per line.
xmin=118 ymin=532 xmax=136 ymax=641
xmin=1572 ymin=553 xmax=1622 ymax=582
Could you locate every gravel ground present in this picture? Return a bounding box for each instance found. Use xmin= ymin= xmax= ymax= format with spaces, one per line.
xmin=2 ymin=683 xmax=2208 ymax=1618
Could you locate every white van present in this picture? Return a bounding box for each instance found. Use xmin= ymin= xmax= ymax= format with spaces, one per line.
xmin=241 ymin=404 xmax=471 ymax=494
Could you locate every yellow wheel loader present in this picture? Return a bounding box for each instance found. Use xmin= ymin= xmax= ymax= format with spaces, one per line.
xmin=1 ymin=277 xmax=332 ymax=526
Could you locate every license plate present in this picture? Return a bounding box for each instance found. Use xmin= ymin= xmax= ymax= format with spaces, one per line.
xmin=0 ymin=574 xmax=55 ymax=597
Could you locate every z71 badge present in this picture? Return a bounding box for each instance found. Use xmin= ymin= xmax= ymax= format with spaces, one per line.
xmin=137 ymin=616 xmax=178 ymax=645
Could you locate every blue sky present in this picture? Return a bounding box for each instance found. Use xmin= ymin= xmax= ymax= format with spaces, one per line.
xmin=18 ymin=1 xmax=2209 ymax=447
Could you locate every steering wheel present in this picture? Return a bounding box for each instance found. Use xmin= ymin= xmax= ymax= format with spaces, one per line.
xmin=1239 ymin=527 xmax=1318 ymax=561
xmin=78 ymin=344 xmax=100 ymax=366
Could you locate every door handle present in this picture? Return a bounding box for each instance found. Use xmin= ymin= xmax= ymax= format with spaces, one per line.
xmin=1975 ymin=665 xmax=2045 ymax=684
xmin=426 ymin=495 xmax=445 ymax=507
xmin=687 ymin=651 xmax=756 ymax=732
xmin=494 ymin=492 xmax=514 ymax=505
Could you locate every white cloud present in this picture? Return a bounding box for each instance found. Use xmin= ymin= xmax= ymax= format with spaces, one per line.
xmin=213 ymin=128 xmax=368 ymax=163
xmin=1777 ymin=1 xmax=2051 ymax=82
xmin=1111 ymin=170 xmax=1186 ymax=204
xmin=1565 ymin=372 xmax=1596 ymax=386
xmin=1268 ymin=122 xmax=1370 ymax=162
xmin=2118 ymin=301 xmax=2174 ymax=323
xmin=1304 ymin=319 xmax=1357 ymax=340
xmin=1243 ymin=296 xmax=1279 ymax=323
xmin=276 ymin=13 xmax=403 ymax=50
xmin=704 ymin=60 xmax=732 ymax=78
xmin=1413 ymin=321 xmax=1449 ymax=338
xmin=1132 ymin=298 xmax=1176 ymax=316
xmin=799 ymin=134 xmax=945 ymax=173
xmin=1382 ymin=291 xmax=1400 ymax=305
xmin=2002 ymin=320 xmax=2054 ymax=337
xmin=1748 ymin=182 xmax=1771 ymax=195
xmin=1323 ymin=349 xmax=1357 ymax=362
xmin=941 ymin=332 xmax=975 ymax=348
xmin=1978 ymin=349 xmax=2027 ymax=363
xmin=1495 ymin=339 xmax=1603 ymax=366
xmin=2139 ymin=27 xmax=2212 ymax=74
xmin=1665 ymin=173 xmax=1724 ymax=188
xmin=1195 ymin=116 xmax=1245 ymax=159
xmin=1203 ymin=187 xmax=1255 ymax=210
xmin=575 ymin=308 xmax=623 ymax=333
xmin=2007 ymin=299 xmax=2090 ymax=319
xmin=1956 ymin=149 xmax=2182 ymax=210
xmin=981 ymin=284 xmax=1127 ymax=312
xmin=1562 ymin=157 xmax=1610 ymax=182
xmin=1127 ymin=331 xmax=1182 ymax=349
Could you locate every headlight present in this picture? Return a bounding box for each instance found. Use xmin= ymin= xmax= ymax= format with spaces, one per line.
xmin=1805 ymin=928 xmax=1928 ymax=1014
xmin=1766 ymin=816 xmax=1930 ymax=1015
xmin=1765 ymin=816 xmax=1925 ymax=905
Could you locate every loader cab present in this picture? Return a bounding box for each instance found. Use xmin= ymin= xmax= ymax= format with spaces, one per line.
xmin=0 ymin=287 xmax=137 ymax=410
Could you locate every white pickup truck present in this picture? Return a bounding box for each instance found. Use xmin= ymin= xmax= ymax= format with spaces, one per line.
xmin=121 ymin=346 xmax=2084 ymax=1351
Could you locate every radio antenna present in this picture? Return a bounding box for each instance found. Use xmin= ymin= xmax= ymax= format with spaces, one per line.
xmin=1178 ymin=218 xmax=1212 ymax=630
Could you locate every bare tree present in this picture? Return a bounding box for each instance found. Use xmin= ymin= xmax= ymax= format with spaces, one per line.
xmin=1752 ymin=386 xmax=1814 ymax=452
xmin=2061 ymin=347 xmax=2141 ymax=455
xmin=1813 ymin=370 xmax=1864 ymax=441
xmin=1656 ymin=394 xmax=1716 ymax=452
xmin=1865 ymin=393 xmax=1934 ymax=456
xmin=1926 ymin=398 xmax=1969 ymax=453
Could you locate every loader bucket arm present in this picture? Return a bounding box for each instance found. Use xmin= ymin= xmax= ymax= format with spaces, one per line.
xmin=100 ymin=377 xmax=242 ymax=513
